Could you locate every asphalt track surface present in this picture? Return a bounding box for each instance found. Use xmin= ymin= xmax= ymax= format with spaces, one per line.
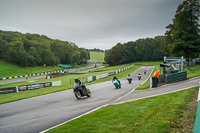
xmin=0 ymin=66 xmax=153 ymax=133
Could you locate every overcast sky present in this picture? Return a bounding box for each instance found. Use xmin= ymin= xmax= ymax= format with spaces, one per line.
xmin=0 ymin=0 xmax=184 ymax=50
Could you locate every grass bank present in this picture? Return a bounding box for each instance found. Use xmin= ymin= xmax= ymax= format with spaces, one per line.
xmin=184 ymin=65 xmax=200 ymax=79
xmin=89 ymin=52 xmax=105 ymax=62
xmin=0 ymin=60 xmax=63 ymax=78
xmin=47 ymin=86 xmax=198 ymax=133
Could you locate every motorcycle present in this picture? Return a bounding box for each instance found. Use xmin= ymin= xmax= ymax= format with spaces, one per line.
xmin=73 ymin=83 xmax=91 ymax=99
xmin=137 ymin=74 xmax=141 ymax=80
xmin=113 ymin=79 xmax=121 ymax=89
xmin=127 ymin=77 xmax=132 ymax=84
xmin=144 ymin=70 xmax=146 ymax=75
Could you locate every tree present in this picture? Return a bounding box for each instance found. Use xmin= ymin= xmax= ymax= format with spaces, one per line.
xmin=164 ymin=0 xmax=200 ymax=65
xmin=71 ymin=51 xmax=81 ymax=65
xmin=10 ymin=40 xmax=28 ymax=66
xmin=28 ymin=47 xmax=41 ymax=66
xmin=109 ymin=43 xmax=123 ymax=66
xmin=104 ymin=49 xmax=111 ymax=65
xmin=79 ymin=48 xmax=89 ymax=62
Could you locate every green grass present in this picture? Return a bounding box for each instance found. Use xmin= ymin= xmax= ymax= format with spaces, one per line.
xmin=47 ymin=86 xmax=198 ymax=133
xmin=0 ymin=60 xmax=62 ymax=78
xmin=184 ymin=65 xmax=200 ymax=79
xmin=89 ymin=52 xmax=105 ymax=62
xmin=0 ymin=63 xmax=138 ymax=104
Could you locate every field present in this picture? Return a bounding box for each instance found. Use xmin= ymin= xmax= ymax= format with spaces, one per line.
xmin=89 ymin=52 xmax=105 ymax=62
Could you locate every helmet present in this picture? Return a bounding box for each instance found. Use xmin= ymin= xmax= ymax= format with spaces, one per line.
xmin=114 ymin=75 xmax=116 ymax=78
xmin=75 ymin=77 xmax=79 ymax=83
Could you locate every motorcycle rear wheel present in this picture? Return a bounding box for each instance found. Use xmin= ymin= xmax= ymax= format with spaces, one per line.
xmin=75 ymin=91 xmax=81 ymax=99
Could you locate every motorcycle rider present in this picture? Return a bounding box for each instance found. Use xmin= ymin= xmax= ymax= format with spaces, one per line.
xmin=127 ymin=74 xmax=132 ymax=78
xmin=137 ymin=72 xmax=141 ymax=80
xmin=112 ymin=75 xmax=121 ymax=87
xmin=144 ymin=69 xmax=146 ymax=75
xmin=75 ymin=77 xmax=87 ymax=91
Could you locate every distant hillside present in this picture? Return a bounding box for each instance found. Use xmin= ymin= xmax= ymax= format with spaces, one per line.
xmin=89 ymin=52 xmax=105 ymax=62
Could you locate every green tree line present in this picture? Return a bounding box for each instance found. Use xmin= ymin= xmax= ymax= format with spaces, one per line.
xmin=105 ymin=0 xmax=200 ymax=66
xmin=105 ymin=36 xmax=167 ymax=66
xmin=88 ymin=48 xmax=104 ymax=52
xmin=164 ymin=0 xmax=200 ymax=65
xmin=0 ymin=30 xmax=90 ymax=67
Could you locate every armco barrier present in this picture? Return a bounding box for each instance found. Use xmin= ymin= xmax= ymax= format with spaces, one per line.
xmin=87 ymin=64 xmax=134 ymax=82
xmin=0 ymin=70 xmax=64 ymax=81
xmin=193 ymin=82 xmax=200 ymax=133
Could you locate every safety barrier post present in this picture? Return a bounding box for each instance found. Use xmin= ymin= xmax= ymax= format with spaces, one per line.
xmin=193 ymin=82 xmax=200 ymax=133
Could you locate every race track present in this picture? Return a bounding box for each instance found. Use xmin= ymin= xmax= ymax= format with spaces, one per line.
xmin=0 ymin=66 xmax=153 ymax=133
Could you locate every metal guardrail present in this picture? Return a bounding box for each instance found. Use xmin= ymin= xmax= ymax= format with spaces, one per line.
xmin=193 ymin=82 xmax=200 ymax=133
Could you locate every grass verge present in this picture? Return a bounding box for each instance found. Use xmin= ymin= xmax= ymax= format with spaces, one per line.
xmin=184 ymin=65 xmax=200 ymax=79
xmin=47 ymin=86 xmax=198 ymax=133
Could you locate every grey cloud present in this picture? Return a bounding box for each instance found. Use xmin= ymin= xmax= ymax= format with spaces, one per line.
xmin=0 ymin=0 xmax=184 ymax=50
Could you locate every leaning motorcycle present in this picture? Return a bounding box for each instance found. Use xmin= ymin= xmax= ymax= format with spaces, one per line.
xmin=73 ymin=83 xmax=91 ymax=99
xmin=113 ymin=79 xmax=121 ymax=89
xmin=137 ymin=74 xmax=141 ymax=80
xmin=127 ymin=77 xmax=132 ymax=84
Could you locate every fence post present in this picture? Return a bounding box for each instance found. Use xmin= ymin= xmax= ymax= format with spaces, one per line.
xmin=193 ymin=82 xmax=200 ymax=133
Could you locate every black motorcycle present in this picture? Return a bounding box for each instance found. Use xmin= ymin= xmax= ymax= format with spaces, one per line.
xmin=137 ymin=73 xmax=141 ymax=80
xmin=73 ymin=83 xmax=91 ymax=99
xmin=127 ymin=77 xmax=132 ymax=83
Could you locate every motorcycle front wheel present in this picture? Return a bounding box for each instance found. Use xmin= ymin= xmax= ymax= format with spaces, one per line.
xmin=75 ymin=91 xmax=81 ymax=99
xmin=87 ymin=91 xmax=91 ymax=97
